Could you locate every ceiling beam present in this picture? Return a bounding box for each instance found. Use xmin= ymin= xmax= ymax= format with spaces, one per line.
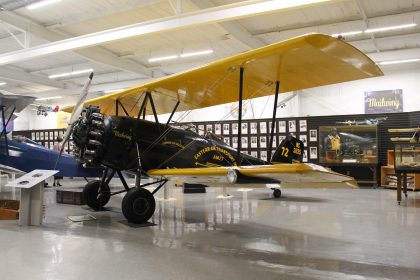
xmin=252 ymin=6 xmax=420 ymax=36
xmin=367 ymin=47 xmax=420 ymax=62
xmin=24 ymin=78 xmax=151 ymax=99
xmin=0 ymin=0 xmax=334 ymax=65
xmin=190 ymin=0 xmax=264 ymax=49
xmin=45 ymin=0 xmax=162 ymax=29
xmin=352 ymin=0 xmax=379 ymax=53
xmin=0 ymin=11 xmax=153 ymax=76
xmin=0 ymin=65 xmax=65 ymax=88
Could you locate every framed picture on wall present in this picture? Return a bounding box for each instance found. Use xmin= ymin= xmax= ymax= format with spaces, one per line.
xmin=215 ymin=124 xmax=221 ymax=135
xmin=250 ymin=151 xmax=258 ymax=158
xmin=260 ymin=150 xmax=267 ymax=161
xmin=250 ymin=136 xmax=258 ymax=148
xmin=250 ymin=122 xmax=258 ymax=134
xmin=260 ymin=122 xmax=267 ymax=133
xmin=45 ymin=133 xmax=49 ymax=140
xmin=223 ymin=124 xmax=230 ymax=135
xmin=206 ymin=124 xmax=213 ymax=134
xmin=40 ymin=132 xmax=44 ymax=140
xmin=223 ymin=137 xmax=230 ymax=146
xmin=309 ymin=129 xmax=317 ymax=142
xmin=260 ymin=136 xmax=267 ymax=148
xmin=268 ymin=136 xmax=276 ymax=148
xmin=299 ymin=120 xmax=307 ymax=132
xmin=310 ymin=147 xmax=318 ymax=159
xmin=299 ymin=134 xmax=307 ymax=146
xmin=232 ymin=137 xmax=238 ymax=148
xmin=35 ymin=132 xmax=39 ymax=140
xmin=288 ymin=120 xmax=296 ymax=132
xmin=241 ymin=123 xmax=248 ymax=134
xmin=278 ymin=121 xmax=286 ymax=133
xmin=232 ymin=123 xmax=238 ymax=134
xmin=50 ymin=131 xmax=54 ymax=140
xmin=302 ymin=149 xmax=308 ymax=162
xmin=241 ymin=137 xmax=248 ymax=148
xmin=279 ymin=135 xmax=286 ymax=143
xmin=268 ymin=121 xmax=276 ymax=134
xmin=31 ymin=132 xmax=35 ymax=140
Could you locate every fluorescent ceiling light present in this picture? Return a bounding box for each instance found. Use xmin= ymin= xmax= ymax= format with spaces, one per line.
xmin=49 ymin=68 xmax=93 ymax=79
xmin=180 ymin=49 xmax=214 ymax=58
xmin=331 ymin=31 xmax=363 ymax=37
xmin=365 ymin=23 xmax=417 ymax=34
xmin=148 ymin=55 xmax=178 ymax=63
xmin=27 ymin=0 xmax=61 ymax=10
xmin=0 ymin=0 xmax=332 ymax=65
xmin=378 ymin=58 xmax=420 ymax=65
xmin=35 ymin=96 xmax=63 ymax=101
xmin=0 ymin=82 xmax=6 ymax=86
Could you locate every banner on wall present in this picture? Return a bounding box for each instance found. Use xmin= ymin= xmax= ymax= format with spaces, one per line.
xmin=57 ymin=111 xmax=71 ymax=129
xmin=364 ymin=89 xmax=403 ymax=114
xmin=0 ymin=118 xmax=13 ymax=133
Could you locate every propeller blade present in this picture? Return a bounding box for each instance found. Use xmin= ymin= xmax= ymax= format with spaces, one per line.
xmin=54 ymin=72 xmax=94 ymax=170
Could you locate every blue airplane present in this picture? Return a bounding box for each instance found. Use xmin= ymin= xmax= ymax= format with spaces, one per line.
xmin=0 ymin=136 xmax=103 ymax=177
xmin=0 ymin=90 xmax=103 ymax=178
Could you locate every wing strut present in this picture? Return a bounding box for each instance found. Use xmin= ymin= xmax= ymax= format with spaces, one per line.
xmin=115 ymin=100 xmax=129 ymax=117
xmin=165 ymin=101 xmax=180 ymax=128
xmin=137 ymin=93 xmax=148 ymax=120
xmin=237 ymin=67 xmax=244 ymax=162
xmin=268 ymin=81 xmax=280 ymax=163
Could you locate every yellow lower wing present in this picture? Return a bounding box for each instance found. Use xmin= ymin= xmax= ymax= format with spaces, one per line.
xmin=147 ymin=163 xmax=358 ymax=188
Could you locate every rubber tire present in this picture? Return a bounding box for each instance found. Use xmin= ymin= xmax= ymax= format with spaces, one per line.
xmin=83 ymin=180 xmax=111 ymax=210
xmin=273 ymin=188 xmax=282 ymax=198
xmin=122 ymin=188 xmax=156 ymax=224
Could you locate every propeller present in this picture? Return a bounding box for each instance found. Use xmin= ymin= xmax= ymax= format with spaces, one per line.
xmin=54 ymin=72 xmax=94 ymax=170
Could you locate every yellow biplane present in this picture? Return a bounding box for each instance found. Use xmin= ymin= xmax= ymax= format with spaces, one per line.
xmin=61 ymin=34 xmax=383 ymax=224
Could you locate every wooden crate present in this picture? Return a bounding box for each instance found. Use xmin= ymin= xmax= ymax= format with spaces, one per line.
xmin=56 ymin=189 xmax=85 ymax=205
xmin=0 ymin=200 xmax=19 ymax=220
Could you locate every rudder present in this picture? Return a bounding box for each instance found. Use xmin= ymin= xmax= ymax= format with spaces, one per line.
xmin=271 ymin=135 xmax=304 ymax=163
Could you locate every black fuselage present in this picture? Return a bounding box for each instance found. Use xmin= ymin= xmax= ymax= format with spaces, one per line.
xmin=72 ymin=106 xmax=265 ymax=172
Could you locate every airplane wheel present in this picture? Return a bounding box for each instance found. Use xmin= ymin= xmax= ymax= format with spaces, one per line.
xmin=83 ymin=180 xmax=111 ymax=209
xmin=273 ymin=188 xmax=282 ymax=198
xmin=122 ymin=188 xmax=155 ymax=224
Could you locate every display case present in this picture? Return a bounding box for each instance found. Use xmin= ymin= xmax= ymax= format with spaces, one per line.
xmin=318 ymin=125 xmax=378 ymax=164
xmin=394 ymin=143 xmax=420 ymax=173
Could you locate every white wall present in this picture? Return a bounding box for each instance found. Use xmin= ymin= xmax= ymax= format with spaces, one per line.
xmin=14 ymin=108 xmax=58 ymax=131
xmin=14 ymin=67 xmax=420 ymax=130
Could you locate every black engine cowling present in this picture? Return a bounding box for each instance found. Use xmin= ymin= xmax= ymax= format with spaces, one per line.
xmin=72 ymin=105 xmax=112 ymax=166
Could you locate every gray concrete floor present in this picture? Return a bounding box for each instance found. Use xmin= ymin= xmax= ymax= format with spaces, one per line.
xmin=1 ymin=179 xmax=420 ymax=280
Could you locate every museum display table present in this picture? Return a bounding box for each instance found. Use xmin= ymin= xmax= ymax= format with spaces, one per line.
xmin=393 ymin=143 xmax=420 ymax=204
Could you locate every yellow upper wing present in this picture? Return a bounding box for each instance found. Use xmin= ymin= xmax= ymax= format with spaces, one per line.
xmin=64 ymin=33 xmax=383 ymax=116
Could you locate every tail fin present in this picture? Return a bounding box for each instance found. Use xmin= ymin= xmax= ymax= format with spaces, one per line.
xmin=271 ymin=135 xmax=304 ymax=163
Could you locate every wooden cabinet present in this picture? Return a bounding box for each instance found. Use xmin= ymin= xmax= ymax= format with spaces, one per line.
xmin=381 ymin=150 xmax=420 ymax=190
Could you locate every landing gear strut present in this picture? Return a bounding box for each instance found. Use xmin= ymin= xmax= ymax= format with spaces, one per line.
xmin=82 ymin=167 xmax=167 ymax=224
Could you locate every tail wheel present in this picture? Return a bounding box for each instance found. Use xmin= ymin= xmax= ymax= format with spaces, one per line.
xmin=122 ymin=188 xmax=156 ymax=224
xmin=273 ymin=188 xmax=282 ymax=198
xmin=83 ymin=180 xmax=111 ymax=209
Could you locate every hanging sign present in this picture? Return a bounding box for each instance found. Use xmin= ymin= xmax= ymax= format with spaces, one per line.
xmin=364 ymin=89 xmax=403 ymax=114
